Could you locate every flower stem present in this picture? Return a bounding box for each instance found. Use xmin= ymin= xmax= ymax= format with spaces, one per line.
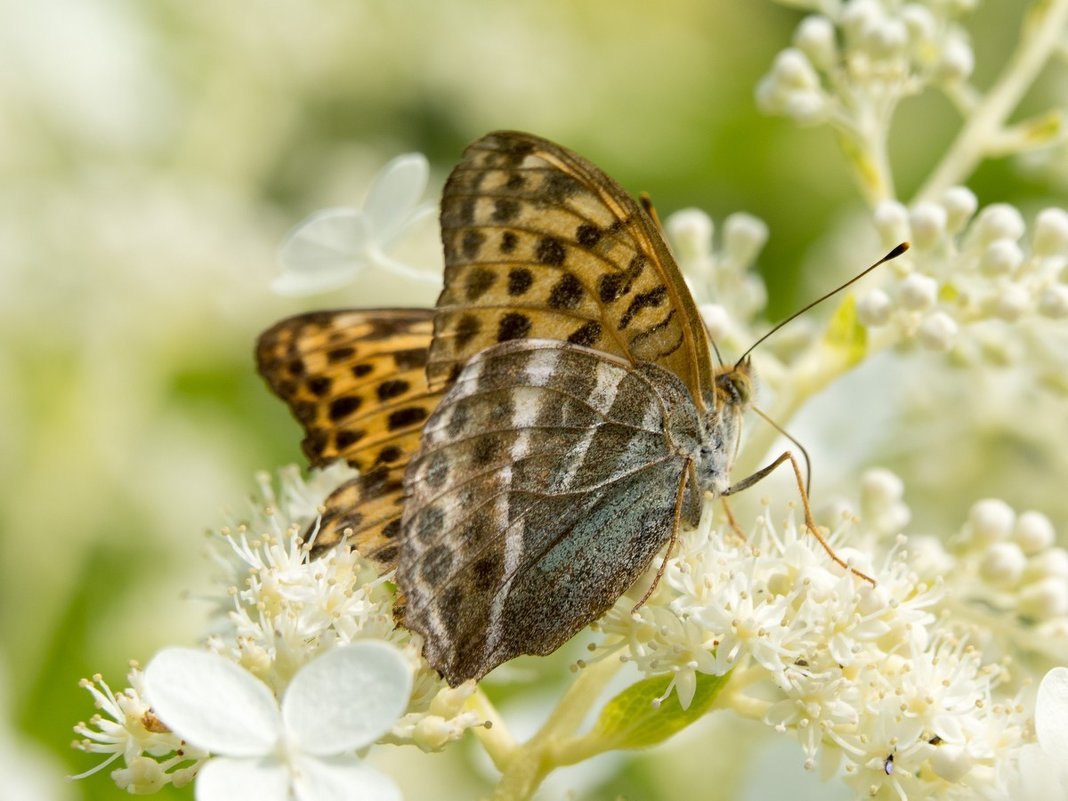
xmin=915 ymin=0 xmax=1068 ymax=203
xmin=836 ymin=105 xmax=896 ymax=207
xmin=489 ymin=658 xmax=623 ymax=801
xmin=469 ymin=689 xmax=516 ymax=772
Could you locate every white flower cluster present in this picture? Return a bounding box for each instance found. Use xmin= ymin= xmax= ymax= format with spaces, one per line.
xmin=207 ymin=464 xmax=483 ymax=754
xmin=665 ymin=208 xmax=769 ymax=353
xmin=72 ymin=667 xmax=205 ymax=792
xmin=934 ymin=499 xmax=1068 ymax=664
xmin=594 ymin=471 xmax=1038 ymax=800
xmin=758 ymin=0 xmax=976 ymax=127
xmin=859 ymin=194 xmax=1068 ymax=352
xmin=74 ymin=464 xmax=484 ymax=795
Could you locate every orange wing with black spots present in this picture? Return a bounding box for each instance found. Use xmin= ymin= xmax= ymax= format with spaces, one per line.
xmin=431 ymin=131 xmax=715 ymax=412
xmin=256 ymin=308 xmax=442 ymax=566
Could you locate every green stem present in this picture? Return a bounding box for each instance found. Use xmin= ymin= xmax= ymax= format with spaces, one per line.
xmin=489 ymin=658 xmax=623 ymax=801
xmin=837 ymin=105 xmax=896 ymax=207
xmin=468 ymin=689 xmax=516 ymax=772
xmin=915 ymin=0 xmax=1068 ymax=203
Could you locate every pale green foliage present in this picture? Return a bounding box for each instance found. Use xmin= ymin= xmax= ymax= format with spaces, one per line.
xmin=590 ymin=672 xmax=730 ymax=752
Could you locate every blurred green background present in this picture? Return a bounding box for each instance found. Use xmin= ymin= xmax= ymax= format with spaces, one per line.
xmin=0 ymin=2 xmax=1059 ymax=799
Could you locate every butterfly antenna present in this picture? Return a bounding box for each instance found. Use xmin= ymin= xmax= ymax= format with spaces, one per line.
xmin=707 ymin=331 xmax=726 ymax=370
xmin=752 ymin=405 xmax=812 ymax=495
xmin=735 ymin=242 xmax=909 ymax=367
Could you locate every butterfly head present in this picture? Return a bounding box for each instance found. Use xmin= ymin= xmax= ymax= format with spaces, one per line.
xmin=715 ymin=357 xmax=754 ymax=410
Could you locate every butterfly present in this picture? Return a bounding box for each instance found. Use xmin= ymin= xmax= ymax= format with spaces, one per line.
xmin=259 ymin=131 xmax=868 ymax=687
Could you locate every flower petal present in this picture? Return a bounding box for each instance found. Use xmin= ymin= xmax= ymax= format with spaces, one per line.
xmin=292 ymin=754 xmax=401 ymax=801
xmin=274 ymin=209 xmax=371 ymax=296
xmin=1010 ymin=743 xmax=1068 ymax=801
xmin=195 ymin=756 xmax=289 ymax=801
xmin=363 ymin=153 xmax=429 ymax=244
xmin=282 ymin=642 xmax=413 ymax=755
xmin=144 ymin=648 xmax=281 ymax=756
xmin=1036 ymin=666 xmax=1068 ymax=767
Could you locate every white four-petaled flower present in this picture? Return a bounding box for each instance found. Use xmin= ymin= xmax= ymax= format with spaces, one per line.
xmin=144 ymin=642 xmax=413 ymax=801
xmin=1008 ymin=667 xmax=1068 ymax=800
xmin=273 ymin=153 xmax=436 ymax=294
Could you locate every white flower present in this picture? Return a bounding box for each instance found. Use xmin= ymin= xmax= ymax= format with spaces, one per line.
xmin=72 ymin=667 xmax=205 ymax=792
xmin=1005 ymin=667 xmax=1068 ymax=800
xmin=144 ymin=642 xmax=413 ymax=801
xmin=273 ymin=153 xmax=437 ymax=295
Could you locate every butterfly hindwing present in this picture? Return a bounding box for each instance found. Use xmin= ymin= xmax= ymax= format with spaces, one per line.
xmin=256 ymin=309 xmax=443 ymax=563
xmin=399 ymin=338 xmax=704 ymax=684
xmin=433 ymin=131 xmax=714 ymax=411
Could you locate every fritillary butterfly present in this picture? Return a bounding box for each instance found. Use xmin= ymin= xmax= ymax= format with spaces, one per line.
xmin=260 ymin=132 xmax=878 ymax=686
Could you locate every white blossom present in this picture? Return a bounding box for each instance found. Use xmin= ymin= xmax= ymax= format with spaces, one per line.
xmin=73 ymin=465 xmax=485 ymax=792
xmin=593 ymin=478 xmax=1053 ymax=799
xmin=273 ymin=153 xmax=437 ymax=295
xmin=72 ymin=667 xmax=204 ymax=792
xmin=1002 ymin=667 xmax=1068 ymax=800
xmin=143 ymin=643 xmax=412 ymax=801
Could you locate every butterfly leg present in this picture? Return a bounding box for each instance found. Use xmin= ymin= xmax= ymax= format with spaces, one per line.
xmin=724 ymin=451 xmax=876 ymax=587
xmin=631 ymin=458 xmax=698 ymax=612
xmin=720 ymin=497 xmax=747 ymax=543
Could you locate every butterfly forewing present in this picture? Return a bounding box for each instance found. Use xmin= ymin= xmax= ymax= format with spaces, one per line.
xmin=256 ymin=309 xmax=443 ymax=563
xmin=399 ymin=339 xmax=705 ymax=684
xmin=433 ymin=131 xmax=715 ymax=410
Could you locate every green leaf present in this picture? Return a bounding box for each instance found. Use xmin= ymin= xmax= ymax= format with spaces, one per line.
xmin=590 ymin=670 xmax=730 ymax=751
xmin=823 ymin=294 xmax=867 ymax=369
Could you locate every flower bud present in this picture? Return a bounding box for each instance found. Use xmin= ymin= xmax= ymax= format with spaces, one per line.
xmin=942 ymin=187 xmax=978 ymax=235
xmin=1018 ymin=577 xmax=1068 ymax=620
xmin=667 ymin=209 xmax=714 ymax=261
xmin=1037 ymin=285 xmax=1068 ymax=319
xmin=979 ymin=542 xmax=1026 ymax=588
xmin=869 ymin=19 xmax=908 ymax=59
xmin=858 ymin=289 xmax=893 ymax=326
xmin=966 ymin=499 xmax=1015 ymax=544
xmin=723 ymin=213 xmax=769 ymax=267
xmin=993 ymin=283 xmax=1030 ymax=322
xmin=979 ymin=239 xmax=1024 ymax=276
xmin=918 ymin=311 xmax=957 ymax=351
xmin=1033 ymin=208 xmax=1068 ymax=256
xmin=861 ymin=469 xmax=910 ymax=534
xmin=774 ymin=48 xmax=821 ymax=90
xmin=900 ymin=273 xmax=938 ymax=310
xmin=972 ymin=204 xmax=1025 ymax=246
xmin=796 ymin=16 xmax=837 ymax=71
xmin=874 ymin=201 xmax=910 ymax=246
xmin=902 ymin=5 xmax=937 ymax=45
xmin=909 ymin=202 xmax=947 ymax=249
xmin=937 ymin=34 xmax=974 ymax=83
xmin=1014 ymin=511 xmax=1055 ymax=554
xmin=1024 ymin=548 xmax=1068 ymax=582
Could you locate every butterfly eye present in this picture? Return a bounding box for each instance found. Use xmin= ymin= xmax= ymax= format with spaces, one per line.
xmin=717 ymin=370 xmax=752 ymax=406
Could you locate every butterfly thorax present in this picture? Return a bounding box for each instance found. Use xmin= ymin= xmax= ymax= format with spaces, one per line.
xmin=693 ymin=361 xmax=753 ymax=497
